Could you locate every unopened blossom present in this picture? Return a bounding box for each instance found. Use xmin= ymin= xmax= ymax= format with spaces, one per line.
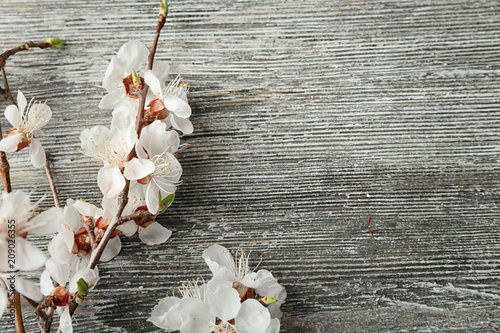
xmin=124 ymin=120 xmax=182 ymax=214
xmin=0 ymin=191 xmax=62 ymax=271
xmin=144 ymin=71 xmax=193 ymax=134
xmin=80 ymin=123 xmax=137 ymax=197
xmin=202 ymin=245 xmax=287 ymax=319
xmin=0 ymin=90 xmax=51 ymax=168
xmin=99 ymin=40 xmax=170 ymax=111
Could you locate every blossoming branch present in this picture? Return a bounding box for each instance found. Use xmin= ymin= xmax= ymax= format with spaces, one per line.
xmin=0 ymin=1 xmax=286 ymax=332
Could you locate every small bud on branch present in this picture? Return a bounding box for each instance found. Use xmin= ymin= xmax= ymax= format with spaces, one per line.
xmin=160 ymin=0 xmax=168 ymax=18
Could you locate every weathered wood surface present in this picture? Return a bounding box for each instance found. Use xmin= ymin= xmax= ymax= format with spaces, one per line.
xmin=1 ymin=0 xmax=500 ymax=332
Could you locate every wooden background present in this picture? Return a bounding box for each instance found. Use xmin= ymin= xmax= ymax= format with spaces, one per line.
xmin=1 ymin=0 xmax=500 ymax=332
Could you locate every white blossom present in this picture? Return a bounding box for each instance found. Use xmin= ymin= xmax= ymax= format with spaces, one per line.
xmin=0 ymin=91 xmax=51 ymax=168
xmin=202 ymin=245 xmax=287 ymax=319
xmin=0 ymin=191 xmax=62 ymax=271
xmin=144 ymin=71 xmax=193 ymax=134
xmin=99 ymin=40 xmax=170 ymax=112
xmin=80 ymin=123 xmax=137 ymax=197
xmin=149 ymin=278 xmax=273 ymax=333
xmin=124 ymin=120 xmax=182 ymax=214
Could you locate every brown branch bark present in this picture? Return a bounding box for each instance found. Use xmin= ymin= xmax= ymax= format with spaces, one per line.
xmin=118 ymin=210 xmax=154 ymax=224
xmin=13 ymin=292 xmax=25 ymax=333
xmin=1 ymin=67 xmax=15 ymax=106
xmin=0 ymin=67 xmax=13 ymax=193
xmin=0 ymin=41 xmax=52 ymax=68
xmin=44 ymin=152 xmax=60 ymax=208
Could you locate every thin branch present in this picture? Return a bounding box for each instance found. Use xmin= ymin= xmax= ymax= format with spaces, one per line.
xmin=147 ymin=7 xmax=167 ymax=71
xmin=14 ymin=292 xmax=25 ymax=333
xmin=1 ymin=67 xmax=15 ymax=105
xmin=23 ymin=295 xmax=39 ymax=309
xmin=118 ymin=210 xmax=154 ymax=225
xmin=44 ymin=152 xmax=60 ymax=208
xmin=0 ymin=68 xmax=13 ymax=193
xmin=35 ymin=303 xmax=54 ymax=333
xmin=79 ymin=213 xmax=97 ymax=250
xmin=0 ymin=41 xmax=52 ymax=68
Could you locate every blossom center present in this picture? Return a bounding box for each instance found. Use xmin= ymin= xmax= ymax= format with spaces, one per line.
xmin=123 ymin=73 xmax=144 ymax=99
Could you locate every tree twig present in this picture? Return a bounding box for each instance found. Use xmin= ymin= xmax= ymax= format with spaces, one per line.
xmin=118 ymin=210 xmax=154 ymax=224
xmin=1 ymin=67 xmax=15 ymax=106
xmin=44 ymin=152 xmax=60 ymax=208
xmin=23 ymin=295 xmax=39 ymax=309
xmin=14 ymin=292 xmax=25 ymax=333
xmin=0 ymin=41 xmax=52 ymax=68
xmin=0 ymin=67 xmax=13 ymax=193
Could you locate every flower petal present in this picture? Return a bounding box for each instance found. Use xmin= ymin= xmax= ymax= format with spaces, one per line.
xmin=98 ymin=88 xmax=126 ymax=110
xmin=28 ymin=103 xmax=52 ymax=132
xmin=80 ymin=126 xmax=110 ymax=158
xmin=136 ymin=120 xmax=169 ymax=158
xmin=152 ymin=61 xmax=170 ymax=82
xmin=16 ymin=276 xmax=43 ymax=302
xmin=123 ymin=158 xmax=155 ymax=180
xmin=73 ymin=200 xmax=103 ymax=218
xmin=45 ymin=258 xmax=70 ymax=287
xmin=98 ymin=164 xmax=126 ymax=198
xmin=99 ymin=235 xmax=121 ymax=262
xmin=29 ymin=206 xmax=63 ymax=235
xmin=116 ymin=40 xmax=149 ymax=73
xmin=40 ymin=270 xmax=54 ymax=296
xmin=145 ymin=182 xmax=160 ymax=214
xmin=138 ymin=222 xmax=172 ymax=245
xmin=29 ymin=138 xmax=46 ymax=168
xmin=202 ymin=244 xmax=237 ymax=281
xmin=148 ymin=296 xmax=181 ymax=330
xmin=118 ymin=220 xmax=138 ymax=237
xmin=5 ymin=105 xmax=21 ymax=128
xmin=0 ymin=133 xmax=23 ymax=152
xmin=14 ymin=238 xmax=47 ymax=271
xmin=265 ymin=318 xmax=281 ymax=333
xmin=48 ymin=232 xmax=75 ymax=263
xmin=17 ymin=91 xmax=27 ymax=113
xmin=240 ymin=269 xmax=275 ymax=289
xmin=102 ymin=55 xmax=123 ymax=91
xmin=207 ymin=281 xmax=241 ymax=322
xmin=144 ymin=70 xmax=163 ymax=98
xmin=59 ymin=306 xmax=73 ymax=333
xmin=235 ymin=299 xmax=271 ymax=333
xmin=163 ymin=95 xmax=191 ymax=118
xmin=170 ymin=114 xmax=193 ymax=135
xmin=68 ymin=268 xmax=99 ymax=294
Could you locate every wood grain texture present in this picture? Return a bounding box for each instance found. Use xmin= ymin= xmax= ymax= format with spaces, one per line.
xmin=1 ymin=0 xmax=500 ymax=332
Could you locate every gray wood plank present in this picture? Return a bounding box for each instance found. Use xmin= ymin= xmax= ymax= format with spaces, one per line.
xmin=1 ymin=0 xmax=499 ymax=332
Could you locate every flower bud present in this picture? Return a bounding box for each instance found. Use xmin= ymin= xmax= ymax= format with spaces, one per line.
xmin=259 ymin=296 xmax=277 ymax=305
xmin=49 ymin=286 xmax=70 ymax=307
xmin=44 ymin=38 xmax=64 ymax=50
xmin=77 ymin=278 xmax=89 ymax=295
xmin=160 ymin=0 xmax=168 ymax=17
